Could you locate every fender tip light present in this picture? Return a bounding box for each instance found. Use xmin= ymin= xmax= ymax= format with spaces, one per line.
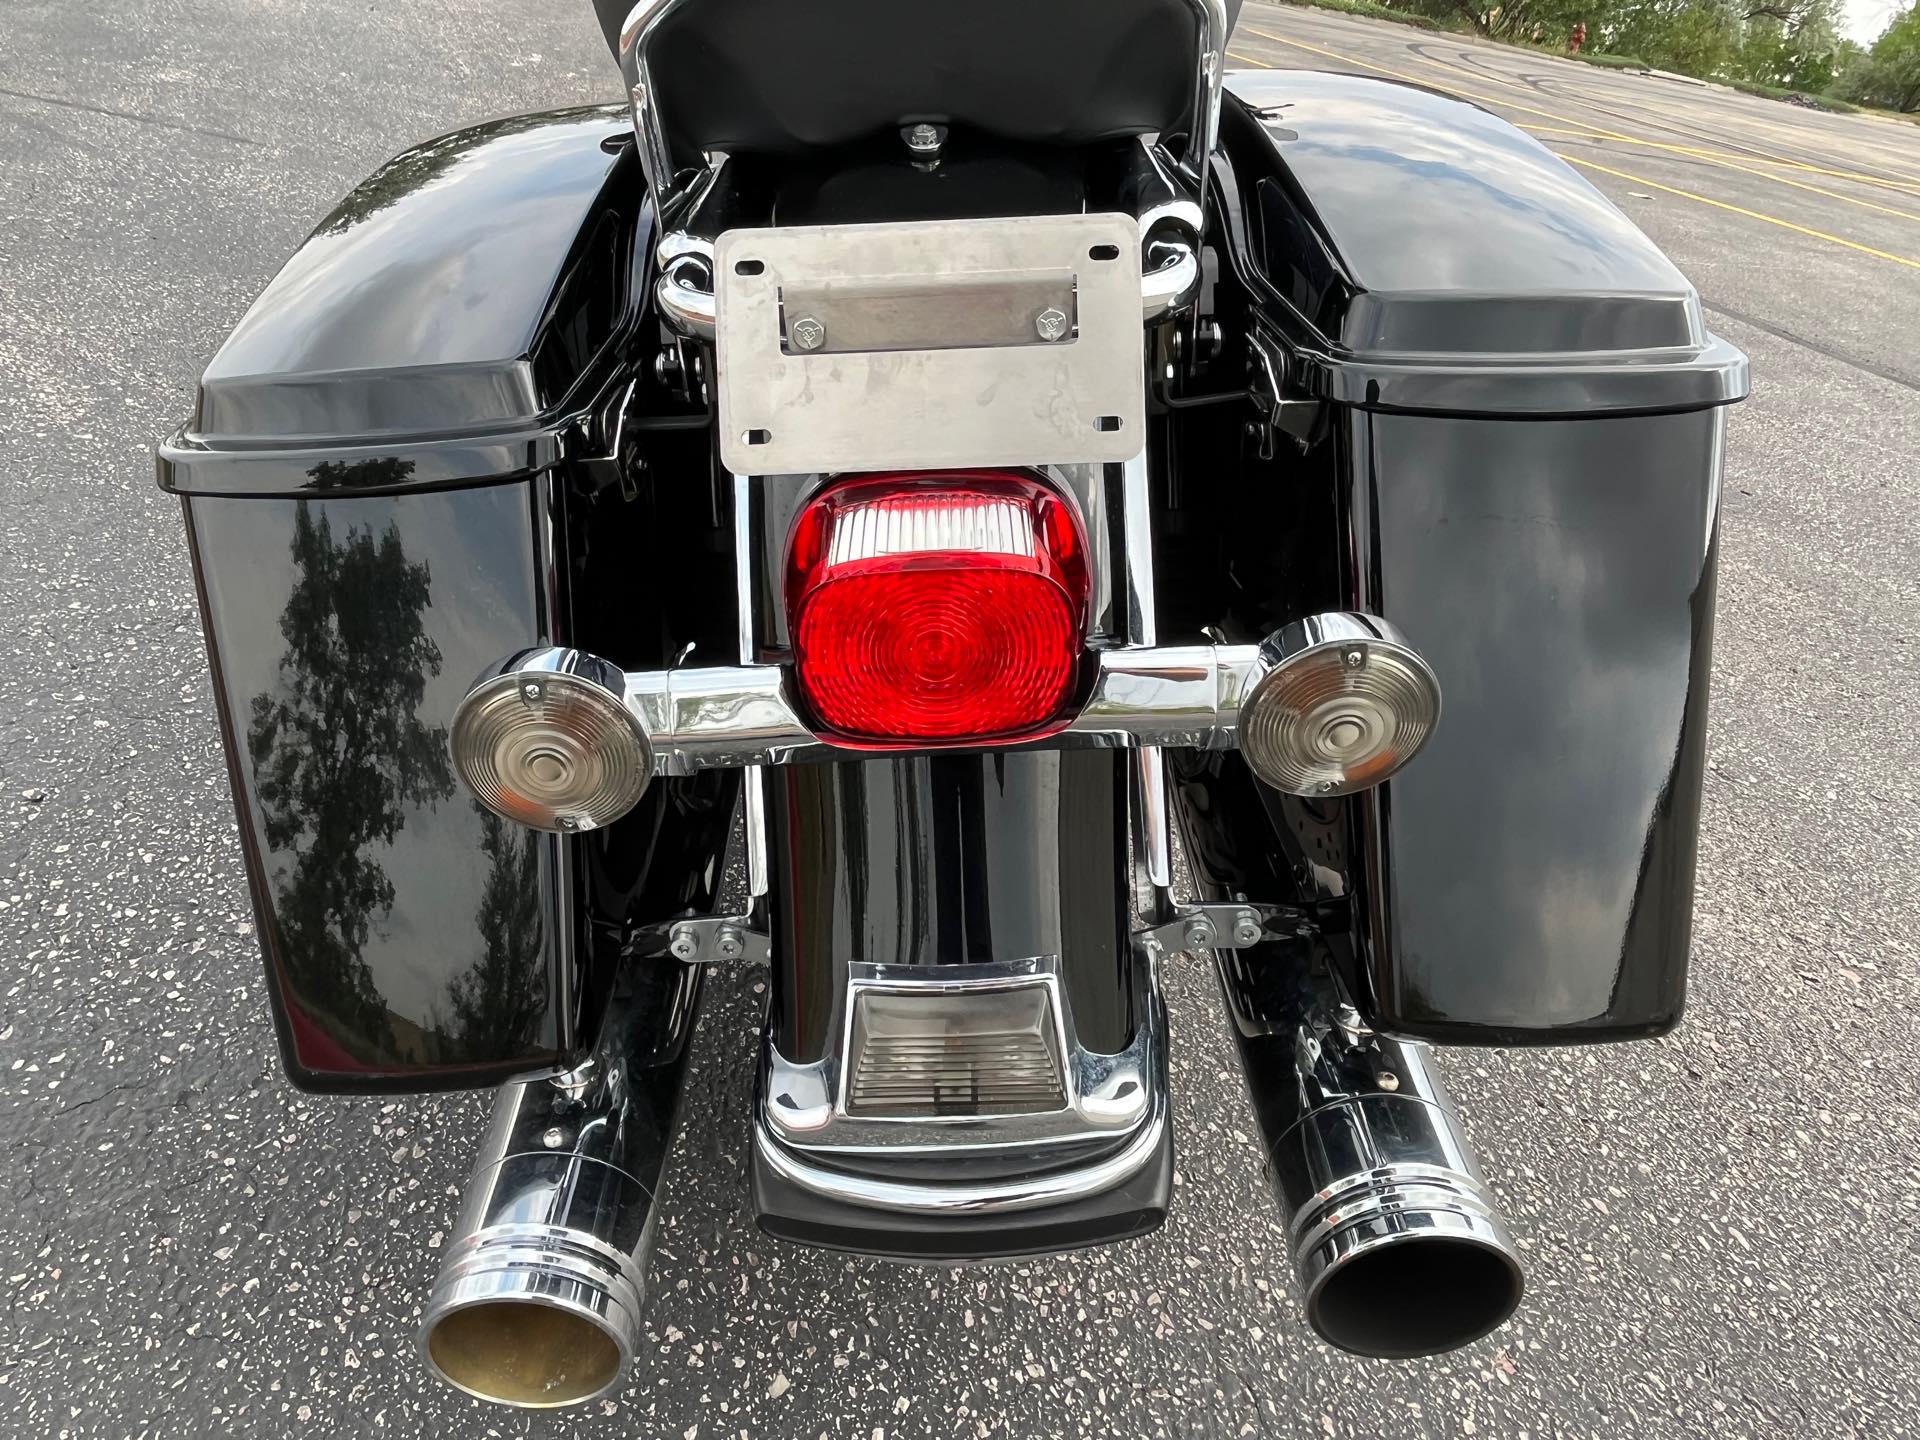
xmin=1240 ymin=614 xmax=1440 ymax=797
xmin=451 ymin=649 xmax=652 ymax=833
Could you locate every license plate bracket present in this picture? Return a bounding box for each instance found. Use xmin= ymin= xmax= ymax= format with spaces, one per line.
xmin=715 ymin=214 xmax=1144 ymax=476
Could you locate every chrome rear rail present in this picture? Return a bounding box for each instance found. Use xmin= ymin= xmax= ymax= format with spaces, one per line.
xmin=449 ymin=610 xmax=1441 ymax=835
xmin=503 ymin=641 xmax=1259 ymax=779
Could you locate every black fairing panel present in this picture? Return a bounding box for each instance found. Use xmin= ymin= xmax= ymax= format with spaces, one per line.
xmin=166 ymin=108 xmax=737 ymax=1090
xmin=1203 ymin=70 xmax=1740 ymax=1043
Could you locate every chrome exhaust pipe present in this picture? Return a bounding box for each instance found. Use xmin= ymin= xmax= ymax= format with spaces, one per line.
xmin=1268 ymin=1015 xmax=1523 ymax=1358
xmin=1167 ymin=754 xmax=1523 ymax=1357
xmin=1210 ymin=939 xmax=1522 ymax=1357
xmin=420 ymin=963 xmax=700 ymax=1407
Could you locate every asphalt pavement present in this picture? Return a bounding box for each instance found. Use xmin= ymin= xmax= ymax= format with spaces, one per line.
xmin=2 ymin=2 xmax=1917 ymax=1436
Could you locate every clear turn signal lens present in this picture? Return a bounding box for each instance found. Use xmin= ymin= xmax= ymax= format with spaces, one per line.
xmin=1240 ymin=614 xmax=1440 ymax=797
xmin=451 ymin=650 xmax=652 ymax=833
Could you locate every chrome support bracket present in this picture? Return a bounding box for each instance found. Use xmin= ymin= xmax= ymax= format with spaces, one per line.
xmin=1136 ymin=902 xmax=1273 ymax=956
xmin=1247 ymin=325 xmax=1323 ymax=458
xmin=630 ymin=915 xmax=770 ymax=965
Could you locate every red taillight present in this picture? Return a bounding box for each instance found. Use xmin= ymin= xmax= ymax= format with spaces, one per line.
xmin=786 ymin=472 xmax=1089 ymax=745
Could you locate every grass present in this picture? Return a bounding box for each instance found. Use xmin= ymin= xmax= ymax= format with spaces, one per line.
xmin=1565 ymin=52 xmax=1650 ymax=72
xmin=1719 ymin=78 xmax=1860 ymax=114
xmin=1258 ymin=1 xmax=1897 ymax=121
xmin=1270 ymin=0 xmax=1458 ymax=33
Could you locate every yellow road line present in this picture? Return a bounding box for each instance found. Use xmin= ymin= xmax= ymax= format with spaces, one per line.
xmin=1228 ymin=35 xmax=1920 ymax=271
xmin=1514 ymin=124 xmax=1920 ymax=193
xmin=1562 ymin=157 xmax=1920 ymax=270
xmin=1241 ymin=26 xmax=1920 ymax=202
xmin=1515 ymin=128 xmax=1920 ymax=222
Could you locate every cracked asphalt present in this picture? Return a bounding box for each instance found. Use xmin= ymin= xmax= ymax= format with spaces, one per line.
xmin=2 ymin=1 xmax=1918 ymax=1437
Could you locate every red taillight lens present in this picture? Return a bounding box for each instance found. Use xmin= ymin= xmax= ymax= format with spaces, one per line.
xmin=786 ymin=472 xmax=1089 ymax=745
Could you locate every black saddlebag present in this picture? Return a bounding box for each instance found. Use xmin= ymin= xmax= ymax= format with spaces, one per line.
xmin=159 ymin=108 xmax=732 ymax=1090
xmin=1196 ymin=71 xmax=1748 ymax=1044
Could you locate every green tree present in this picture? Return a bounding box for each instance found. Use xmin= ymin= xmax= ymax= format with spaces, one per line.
xmin=431 ymin=807 xmax=549 ymax=1058
xmin=248 ymin=500 xmax=455 ymax=1058
xmin=1840 ymin=4 xmax=1920 ymax=109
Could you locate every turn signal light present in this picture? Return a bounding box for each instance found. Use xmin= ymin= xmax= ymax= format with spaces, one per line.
xmin=1240 ymin=614 xmax=1440 ymax=796
xmin=785 ymin=472 xmax=1089 ymax=745
xmin=450 ymin=651 xmax=653 ymax=833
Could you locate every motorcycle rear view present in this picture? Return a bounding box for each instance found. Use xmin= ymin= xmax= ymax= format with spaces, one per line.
xmin=158 ymin=0 xmax=1746 ymax=1409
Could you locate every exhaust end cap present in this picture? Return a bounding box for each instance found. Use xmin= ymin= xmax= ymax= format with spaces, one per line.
xmin=421 ymin=1221 xmax=643 ymax=1408
xmin=1299 ymin=1192 xmax=1523 ymax=1359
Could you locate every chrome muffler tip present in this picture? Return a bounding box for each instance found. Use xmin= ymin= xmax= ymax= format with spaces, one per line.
xmin=421 ymin=1209 xmax=643 ymax=1408
xmin=1293 ymin=1162 xmax=1523 ymax=1359
xmin=1268 ymin=1038 xmax=1524 ymax=1359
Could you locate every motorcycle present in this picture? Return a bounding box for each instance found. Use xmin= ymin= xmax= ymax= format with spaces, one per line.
xmin=158 ymin=0 xmax=1748 ymax=1409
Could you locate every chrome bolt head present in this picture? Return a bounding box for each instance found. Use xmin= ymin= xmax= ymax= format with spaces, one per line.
xmin=1344 ymin=648 xmax=1366 ymax=668
xmin=1375 ymin=1069 xmax=1400 ymax=1092
xmin=668 ymin=924 xmax=700 ymax=962
xmin=521 ymin=681 xmax=542 ymax=702
xmin=1182 ymin=916 xmax=1217 ymax=949
xmin=1232 ymin=913 xmax=1263 ymax=947
xmin=789 ymin=316 xmax=826 ymax=352
xmin=714 ymin=926 xmax=745 ymax=961
xmin=540 ymin=1125 xmax=568 ymax=1149
xmin=1035 ymin=307 xmax=1070 ymax=342
xmin=902 ymin=122 xmax=948 ymax=157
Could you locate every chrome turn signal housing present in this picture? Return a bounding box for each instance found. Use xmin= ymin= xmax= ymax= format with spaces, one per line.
xmin=1239 ymin=613 xmax=1440 ymax=797
xmin=451 ymin=650 xmax=653 ymax=833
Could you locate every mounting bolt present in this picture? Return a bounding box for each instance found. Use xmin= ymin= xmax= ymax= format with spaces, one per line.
xmin=1375 ymin=1069 xmax=1400 ymax=1092
xmin=521 ymin=681 xmax=542 ymax=702
xmin=789 ymin=315 xmax=826 ymax=352
xmin=1035 ymin=307 xmax=1070 ymax=342
xmin=714 ymin=926 xmax=746 ymax=961
xmin=668 ymin=923 xmax=700 ymax=962
xmin=540 ymin=1126 xmax=568 ymax=1149
xmin=902 ymin=122 xmax=948 ymax=159
xmin=1182 ymin=915 xmax=1217 ymax=949
xmin=1232 ymin=912 xmax=1263 ymax=947
xmin=1344 ymin=648 xmax=1366 ymax=669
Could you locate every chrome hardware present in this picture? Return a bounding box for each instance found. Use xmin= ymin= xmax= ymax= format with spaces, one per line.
xmin=1142 ymin=236 xmax=1201 ymax=321
xmin=787 ymin=314 xmax=826 ymax=351
xmin=1136 ymin=902 xmax=1270 ymax=956
xmin=617 ymin=643 xmax=1262 ymax=773
xmin=902 ymin=121 xmax=947 ymax=164
xmin=647 ymin=915 xmax=769 ymax=965
xmin=756 ymin=950 xmax=1169 ymax=1213
xmin=655 ymin=233 xmax=716 ymax=342
xmin=453 ymin=614 xmax=1442 ymax=834
xmin=1036 ymin=306 xmax=1070 ymax=341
